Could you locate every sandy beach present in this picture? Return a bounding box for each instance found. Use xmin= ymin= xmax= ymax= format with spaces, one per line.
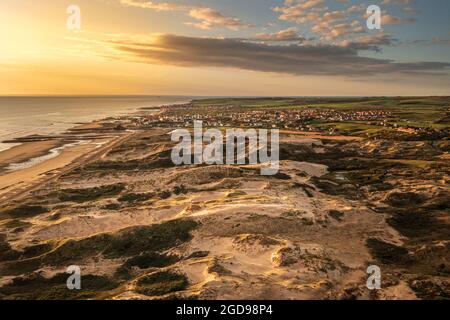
xmin=0 ymin=142 xmax=98 ymax=198
xmin=0 ymin=140 xmax=61 ymax=170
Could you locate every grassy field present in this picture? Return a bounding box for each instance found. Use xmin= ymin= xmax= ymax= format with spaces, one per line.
xmin=191 ymin=97 xmax=450 ymax=134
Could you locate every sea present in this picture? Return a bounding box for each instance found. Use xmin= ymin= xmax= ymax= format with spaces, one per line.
xmin=0 ymin=96 xmax=195 ymax=152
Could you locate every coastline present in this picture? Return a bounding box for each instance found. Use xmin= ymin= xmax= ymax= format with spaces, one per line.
xmin=0 ymin=99 xmax=190 ymax=201
xmin=0 ymin=96 xmax=448 ymax=300
xmin=0 ymin=98 xmax=188 ymax=168
xmin=0 ymin=140 xmax=61 ymax=171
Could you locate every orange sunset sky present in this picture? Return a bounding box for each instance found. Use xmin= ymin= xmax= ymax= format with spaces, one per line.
xmin=1 ymin=0 xmax=449 ymax=96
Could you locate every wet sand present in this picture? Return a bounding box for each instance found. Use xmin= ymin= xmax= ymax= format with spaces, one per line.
xmin=0 ymin=142 xmax=98 ymax=198
xmin=0 ymin=140 xmax=60 ymax=169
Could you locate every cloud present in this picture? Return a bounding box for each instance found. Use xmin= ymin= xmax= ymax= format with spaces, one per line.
xmin=340 ymin=33 xmax=397 ymax=51
xmin=273 ymin=1 xmax=366 ymax=42
xmin=273 ymin=0 xmax=325 ymax=24
xmin=119 ymin=0 xmax=186 ymax=11
xmin=381 ymin=14 xmax=416 ymax=25
xmin=432 ymin=37 xmax=450 ymax=45
xmin=381 ymin=0 xmax=420 ymax=17
xmin=381 ymin=0 xmax=413 ymax=5
xmin=108 ymin=34 xmax=450 ymax=77
xmin=119 ymin=0 xmax=251 ymax=31
xmin=347 ymin=4 xmax=366 ymax=14
xmin=253 ymin=28 xmax=305 ymax=42
xmin=274 ymin=0 xmax=419 ymax=44
xmin=403 ymin=6 xmax=420 ymax=15
xmin=187 ymin=8 xmax=252 ymax=30
xmin=409 ymin=37 xmax=450 ymax=46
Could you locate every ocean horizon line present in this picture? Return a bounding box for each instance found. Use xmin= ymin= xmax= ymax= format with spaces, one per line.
xmin=0 ymin=94 xmax=449 ymax=99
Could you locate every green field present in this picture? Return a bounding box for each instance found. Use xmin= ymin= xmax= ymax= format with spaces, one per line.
xmin=190 ymin=97 xmax=450 ymax=135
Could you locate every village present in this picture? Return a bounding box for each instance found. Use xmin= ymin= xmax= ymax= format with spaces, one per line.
xmin=123 ymin=103 xmax=447 ymax=138
xmin=131 ymin=103 xmax=393 ymax=133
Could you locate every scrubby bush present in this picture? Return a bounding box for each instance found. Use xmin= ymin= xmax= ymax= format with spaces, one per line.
xmin=58 ymin=183 xmax=125 ymax=202
xmin=1 ymin=205 xmax=48 ymax=218
xmin=123 ymin=252 xmax=179 ymax=269
xmin=136 ymin=271 xmax=188 ymax=297
xmin=173 ymin=185 xmax=188 ymax=195
xmin=158 ymin=190 xmax=172 ymax=199
xmin=118 ymin=193 xmax=153 ymax=204
xmin=43 ymin=219 xmax=199 ymax=265
xmin=366 ymin=238 xmax=409 ymax=265
xmin=0 ymin=273 xmax=118 ymax=300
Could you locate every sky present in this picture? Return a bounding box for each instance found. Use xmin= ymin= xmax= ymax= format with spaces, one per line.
xmin=0 ymin=0 xmax=449 ymax=96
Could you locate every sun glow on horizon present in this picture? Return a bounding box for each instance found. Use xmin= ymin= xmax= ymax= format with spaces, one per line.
xmin=1 ymin=0 xmax=449 ymax=96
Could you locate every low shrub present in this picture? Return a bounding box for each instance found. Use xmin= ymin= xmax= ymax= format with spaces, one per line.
xmin=136 ymin=271 xmax=188 ymax=297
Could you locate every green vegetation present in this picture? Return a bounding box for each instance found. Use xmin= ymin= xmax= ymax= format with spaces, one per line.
xmin=272 ymin=172 xmax=292 ymax=180
xmin=386 ymin=209 xmax=437 ymax=239
xmin=136 ymin=271 xmax=188 ymax=297
xmin=208 ymin=260 xmax=232 ymax=276
xmin=115 ymin=252 xmax=180 ymax=279
xmin=293 ymin=183 xmax=315 ymax=198
xmin=3 ymin=220 xmax=32 ymax=230
xmin=191 ymin=97 xmax=450 ymax=134
xmin=0 ymin=273 xmax=118 ymax=300
xmin=315 ymin=121 xmax=382 ymax=135
xmin=187 ymin=251 xmax=210 ymax=259
xmin=227 ymin=190 xmax=247 ymax=198
xmin=385 ymin=192 xmax=426 ymax=207
xmin=366 ymin=238 xmax=409 ymax=265
xmin=43 ymin=219 xmax=198 ymax=265
xmin=158 ymin=190 xmax=172 ymax=199
xmin=0 ymin=219 xmax=199 ymax=279
xmin=21 ymin=243 xmax=53 ymax=259
xmin=408 ymin=279 xmax=450 ymax=300
xmin=173 ymin=185 xmax=188 ymax=195
xmin=101 ymin=203 xmax=121 ymax=210
xmin=1 ymin=205 xmax=48 ymax=219
xmin=0 ymin=234 xmax=21 ymax=262
xmin=123 ymin=252 xmax=179 ymax=269
xmin=328 ymin=210 xmax=344 ymax=221
xmin=81 ymin=150 xmax=175 ymax=172
xmin=103 ymin=219 xmax=198 ymax=258
xmin=57 ymin=183 xmax=125 ymax=202
xmin=118 ymin=192 xmax=154 ymax=204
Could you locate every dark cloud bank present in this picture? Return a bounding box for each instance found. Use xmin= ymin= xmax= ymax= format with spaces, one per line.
xmin=112 ymin=34 xmax=450 ymax=77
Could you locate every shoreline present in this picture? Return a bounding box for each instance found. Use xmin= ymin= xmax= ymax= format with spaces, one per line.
xmin=0 ymin=100 xmax=191 ymax=201
xmin=0 ymin=99 xmax=190 ymax=172
xmin=0 ymin=95 xmax=193 ymax=153
xmin=0 ymin=141 xmax=99 ymax=197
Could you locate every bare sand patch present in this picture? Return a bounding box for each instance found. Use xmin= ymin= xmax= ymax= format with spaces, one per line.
xmin=32 ymin=204 xmax=186 ymax=242
xmin=279 ymin=160 xmax=328 ymax=177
